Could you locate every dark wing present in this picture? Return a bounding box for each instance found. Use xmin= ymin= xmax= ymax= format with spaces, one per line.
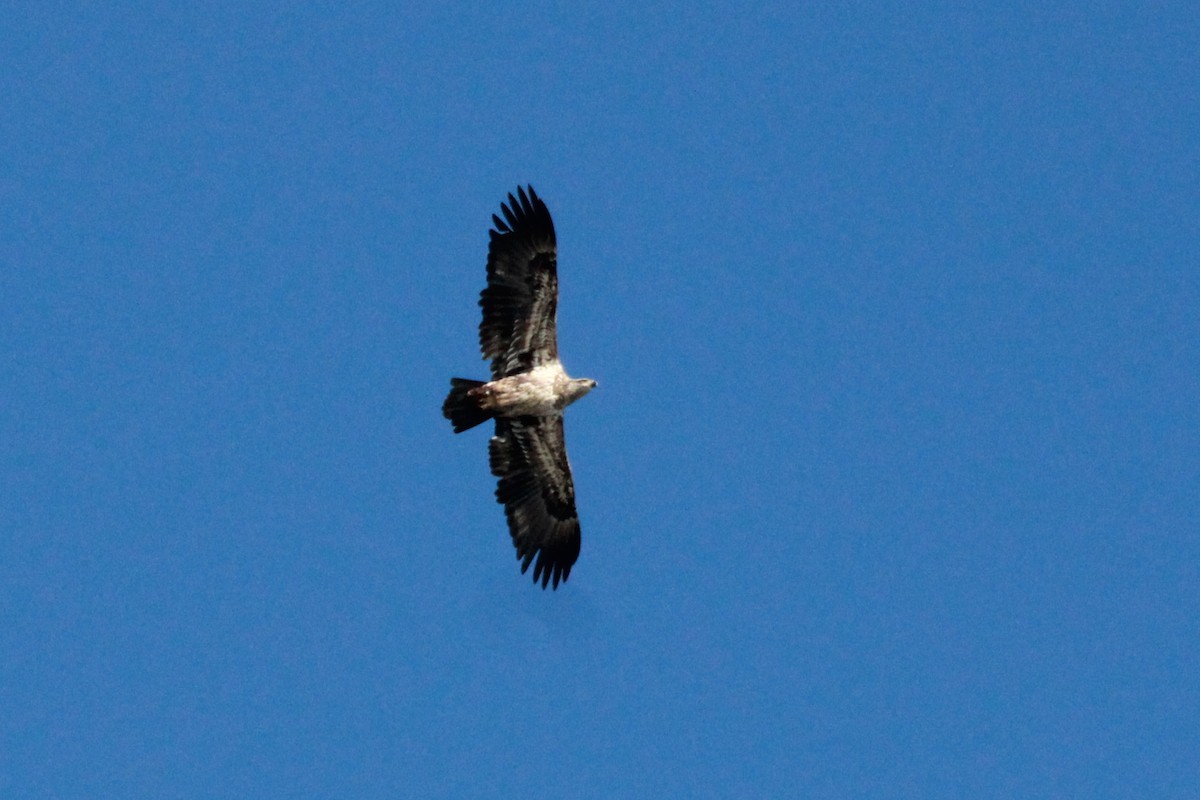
xmin=478 ymin=185 xmax=559 ymax=379
xmin=489 ymin=415 xmax=581 ymax=589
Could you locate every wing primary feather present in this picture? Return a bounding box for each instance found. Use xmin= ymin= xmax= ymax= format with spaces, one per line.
xmin=502 ymin=195 xmax=519 ymax=227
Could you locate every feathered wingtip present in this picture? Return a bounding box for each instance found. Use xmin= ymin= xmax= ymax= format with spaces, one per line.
xmin=442 ymin=378 xmax=492 ymax=433
xmin=490 ymin=185 xmax=555 ymax=243
xmin=522 ymin=543 xmax=578 ymax=590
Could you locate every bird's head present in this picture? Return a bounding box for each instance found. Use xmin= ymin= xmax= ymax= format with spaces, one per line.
xmin=565 ymin=377 xmax=596 ymax=405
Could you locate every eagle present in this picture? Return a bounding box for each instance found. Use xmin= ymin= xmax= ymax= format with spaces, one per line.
xmin=442 ymin=186 xmax=596 ymax=589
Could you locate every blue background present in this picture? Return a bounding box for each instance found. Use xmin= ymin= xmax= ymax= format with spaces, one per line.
xmin=2 ymin=2 xmax=1198 ymax=797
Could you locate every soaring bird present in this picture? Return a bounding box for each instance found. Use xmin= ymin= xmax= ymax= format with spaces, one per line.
xmin=442 ymin=186 xmax=596 ymax=589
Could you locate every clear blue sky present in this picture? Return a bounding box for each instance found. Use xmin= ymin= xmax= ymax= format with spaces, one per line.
xmin=2 ymin=2 xmax=1198 ymax=797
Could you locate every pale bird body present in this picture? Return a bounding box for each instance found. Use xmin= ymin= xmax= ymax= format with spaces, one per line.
xmin=471 ymin=362 xmax=595 ymax=417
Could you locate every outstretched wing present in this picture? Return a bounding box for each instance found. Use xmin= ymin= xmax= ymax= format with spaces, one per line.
xmin=489 ymin=415 xmax=581 ymax=589
xmin=478 ymin=185 xmax=559 ymax=378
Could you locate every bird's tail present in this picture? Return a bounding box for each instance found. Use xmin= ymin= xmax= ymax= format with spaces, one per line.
xmin=442 ymin=378 xmax=492 ymax=433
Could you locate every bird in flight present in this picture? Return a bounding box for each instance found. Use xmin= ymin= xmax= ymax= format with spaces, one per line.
xmin=442 ymin=186 xmax=596 ymax=589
